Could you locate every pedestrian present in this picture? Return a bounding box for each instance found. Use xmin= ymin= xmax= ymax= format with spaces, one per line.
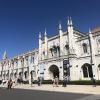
xmin=55 ymin=76 xmax=59 ymax=87
xmin=37 ymin=77 xmax=41 ymax=86
xmin=52 ymin=78 xmax=55 ymax=87
xmin=91 ymin=75 xmax=96 ymax=87
xmin=7 ymin=78 xmax=13 ymax=90
xmin=63 ymin=75 xmax=67 ymax=87
xmin=31 ymin=77 xmax=34 ymax=87
xmin=40 ymin=77 xmax=42 ymax=86
xmin=65 ymin=75 xmax=67 ymax=87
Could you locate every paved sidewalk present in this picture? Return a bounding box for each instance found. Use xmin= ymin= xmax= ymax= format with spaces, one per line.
xmin=1 ymin=84 xmax=100 ymax=95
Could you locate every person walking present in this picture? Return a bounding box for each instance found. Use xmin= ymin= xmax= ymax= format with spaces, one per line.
xmin=63 ymin=75 xmax=67 ymax=87
xmin=37 ymin=77 xmax=41 ymax=86
xmin=7 ymin=78 xmax=13 ymax=90
xmin=31 ymin=77 xmax=34 ymax=87
xmin=52 ymin=78 xmax=55 ymax=87
xmin=64 ymin=75 xmax=67 ymax=87
xmin=55 ymin=76 xmax=59 ymax=87
xmin=91 ymin=75 xmax=96 ymax=87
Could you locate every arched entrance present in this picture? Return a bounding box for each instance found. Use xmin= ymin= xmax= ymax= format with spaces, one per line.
xmin=49 ymin=65 xmax=59 ymax=78
xmin=81 ymin=63 xmax=93 ymax=78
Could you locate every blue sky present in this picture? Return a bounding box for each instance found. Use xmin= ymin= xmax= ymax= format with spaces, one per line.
xmin=0 ymin=0 xmax=100 ymax=59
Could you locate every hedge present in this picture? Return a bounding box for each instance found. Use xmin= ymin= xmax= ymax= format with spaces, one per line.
xmin=33 ymin=80 xmax=100 ymax=85
xmin=21 ymin=80 xmax=100 ymax=85
xmin=60 ymin=80 xmax=100 ymax=85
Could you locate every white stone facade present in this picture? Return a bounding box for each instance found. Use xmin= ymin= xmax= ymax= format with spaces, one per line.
xmin=0 ymin=18 xmax=100 ymax=83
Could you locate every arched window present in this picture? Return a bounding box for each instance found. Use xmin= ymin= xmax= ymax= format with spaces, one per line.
xmin=82 ymin=66 xmax=88 ymax=77
xmin=50 ymin=47 xmax=53 ymax=57
xmin=52 ymin=45 xmax=57 ymax=57
xmin=82 ymin=63 xmax=93 ymax=78
xmin=54 ymin=48 xmax=57 ymax=54
xmin=49 ymin=45 xmax=60 ymax=57
xmin=82 ymin=43 xmax=88 ymax=53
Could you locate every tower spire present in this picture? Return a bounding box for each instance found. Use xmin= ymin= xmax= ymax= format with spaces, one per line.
xmin=3 ymin=50 xmax=7 ymax=60
xmin=39 ymin=32 xmax=42 ymax=39
xmin=44 ymin=28 xmax=47 ymax=36
xmin=70 ymin=17 xmax=73 ymax=26
xmin=67 ymin=16 xmax=70 ymax=26
xmin=59 ymin=21 xmax=62 ymax=30
xmin=67 ymin=16 xmax=73 ymax=26
xmin=89 ymin=28 xmax=92 ymax=34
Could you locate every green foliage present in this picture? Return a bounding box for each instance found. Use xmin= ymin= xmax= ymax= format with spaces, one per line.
xmin=42 ymin=80 xmax=53 ymax=84
xmin=63 ymin=80 xmax=100 ymax=85
xmin=68 ymin=80 xmax=93 ymax=85
xmin=32 ymin=80 xmax=53 ymax=84
xmin=22 ymin=80 xmax=100 ymax=85
xmin=33 ymin=80 xmax=100 ymax=85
